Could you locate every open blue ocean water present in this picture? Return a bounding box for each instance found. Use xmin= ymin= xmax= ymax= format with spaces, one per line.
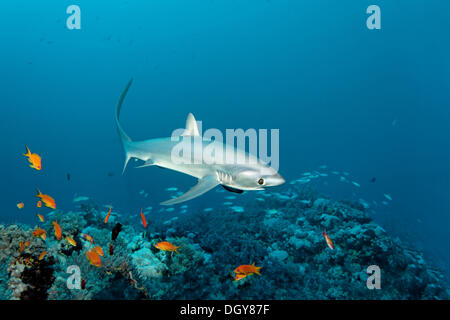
xmin=0 ymin=1 xmax=449 ymax=300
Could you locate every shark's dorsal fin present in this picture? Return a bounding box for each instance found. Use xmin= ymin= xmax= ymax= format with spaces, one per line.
xmin=160 ymin=175 xmax=218 ymax=205
xmin=182 ymin=113 xmax=200 ymax=137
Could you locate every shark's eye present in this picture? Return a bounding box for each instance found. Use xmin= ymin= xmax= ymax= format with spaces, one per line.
xmin=258 ymin=178 xmax=264 ymax=185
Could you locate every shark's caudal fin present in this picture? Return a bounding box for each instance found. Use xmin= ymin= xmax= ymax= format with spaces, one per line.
xmin=116 ymin=79 xmax=134 ymax=174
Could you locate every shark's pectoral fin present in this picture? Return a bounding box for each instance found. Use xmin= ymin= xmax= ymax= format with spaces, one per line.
xmin=134 ymin=159 xmax=155 ymax=169
xmin=160 ymin=175 xmax=219 ymax=205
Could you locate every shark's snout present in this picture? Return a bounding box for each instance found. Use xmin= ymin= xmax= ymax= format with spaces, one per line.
xmin=265 ymin=173 xmax=285 ymax=187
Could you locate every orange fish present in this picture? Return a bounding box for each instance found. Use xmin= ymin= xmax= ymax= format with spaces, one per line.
xmin=17 ymin=202 xmax=24 ymax=209
xmin=32 ymin=227 xmax=47 ymax=240
xmin=140 ymin=209 xmax=147 ymax=228
xmin=36 ymin=201 xmax=42 ymax=208
xmin=234 ymin=262 xmax=262 ymax=276
xmin=233 ymin=273 xmax=247 ymax=281
xmin=154 ymin=241 xmax=179 ymax=253
xmin=92 ymin=246 xmax=104 ymax=257
xmin=104 ymin=206 xmax=112 ymax=224
xmin=81 ymin=233 xmax=95 ymax=244
xmin=323 ymin=231 xmax=334 ymax=250
xmin=36 ymin=189 xmax=56 ymax=209
xmin=19 ymin=240 xmax=30 ymax=253
xmin=38 ymin=251 xmax=47 ymax=261
xmin=65 ymin=236 xmax=77 ymax=246
xmin=85 ymin=249 xmax=102 ymax=267
xmin=23 ymin=146 xmax=42 ymax=170
xmin=52 ymin=221 xmax=62 ymax=240
xmin=37 ymin=214 xmax=44 ymax=222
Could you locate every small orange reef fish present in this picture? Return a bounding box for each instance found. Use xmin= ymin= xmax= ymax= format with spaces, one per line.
xmin=323 ymin=231 xmax=334 ymax=250
xmin=65 ymin=236 xmax=77 ymax=247
xmin=92 ymin=246 xmax=104 ymax=257
xmin=85 ymin=249 xmax=102 ymax=267
xmin=104 ymin=206 xmax=112 ymax=224
xmin=37 ymin=214 xmax=44 ymax=222
xmin=17 ymin=202 xmax=24 ymax=209
xmin=81 ymin=233 xmax=95 ymax=244
xmin=140 ymin=209 xmax=147 ymax=228
xmin=235 ymin=263 xmax=262 ymax=276
xmin=52 ymin=221 xmax=62 ymax=240
xmin=32 ymin=227 xmax=47 ymax=240
xmin=154 ymin=241 xmax=179 ymax=253
xmin=19 ymin=241 xmax=30 ymax=253
xmin=36 ymin=189 xmax=56 ymax=209
xmin=36 ymin=201 xmax=42 ymax=208
xmin=38 ymin=251 xmax=47 ymax=261
xmin=23 ymin=146 xmax=41 ymax=170
xmin=234 ymin=273 xmax=247 ymax=281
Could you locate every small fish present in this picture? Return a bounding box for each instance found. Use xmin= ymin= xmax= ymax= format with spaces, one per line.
xmin=81 ymin=233 xmax=95 ymax=244
xmin=38 ymin=251 xmax=47 ymax=261
xmin=17 ymin=202 xmax=24 ymax=209
xmin=67 ymin=173 xmax=71 ymax=181
xmin=371 ymin=177 xmax=376 ymax=183
xmin=140 ymin=209 xmax=147 ymax=228
xmin=319 ymin=165 xmax=327 ymax=169
xmin=165 ymin=187 xmax=178 ymax=192
xmin=154 ymin=241 xmax=179 ymax=253
xmin=36 ymin=189 xmax=56 ymax=209
xmin=351 ymin=181 xmax=361 ymax=187
xmin=23 ymin=146 xmax=42 ymax=170
xmin=109 ymin=243 xmax=114 ymax=255
xmin=234 ymin=273 xmax=247 ymax=281
xmin=111 ymin=223 xmax=122 ymax=241
xmin=65 ymin=236 xmax=77 ymax=246
xmin=85 ymin=249 xmax=102 ymax=267
xmin=37 ymin=214 xmax=44 ymax=222
xmin=92 ymin=246 xmax=104 ymax=257
xmin=231 ymin=206 xmax=244 ymax=213
xmin=32 ymin=227 xmax=47 ymax=240
xmin=81 ymin=278 xmax=86 ymax=290
xmin=323 ymin=231 xmax=334 ymax=250
xmin=104 ymin=206 xmax=112 ymax=224
xmin=36 ymin=201 xmax=42 ymax=208
xmin=73 ymin=196 xmax=89 ymax=203
xmin=384 ymin=194 xmax=392 ymax=201
xmin=234 ymin=263 xmax=262 ymax=276
xmin=19 ymin=240 xmax=30 ymax=253
xmin=52 ymin=221 xmax=62 ymax=240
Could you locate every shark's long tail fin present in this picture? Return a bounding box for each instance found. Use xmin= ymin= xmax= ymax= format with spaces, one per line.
xmin=116 ymin=78 xmax=134 ymax=174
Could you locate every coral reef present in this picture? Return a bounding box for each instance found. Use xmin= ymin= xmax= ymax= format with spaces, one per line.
xmin=0 ymin=185 xmax=448 ymax=300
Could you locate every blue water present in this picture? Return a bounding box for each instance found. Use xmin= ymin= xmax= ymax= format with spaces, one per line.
xmin=1 ymin=0 xmax=450 ymax=279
